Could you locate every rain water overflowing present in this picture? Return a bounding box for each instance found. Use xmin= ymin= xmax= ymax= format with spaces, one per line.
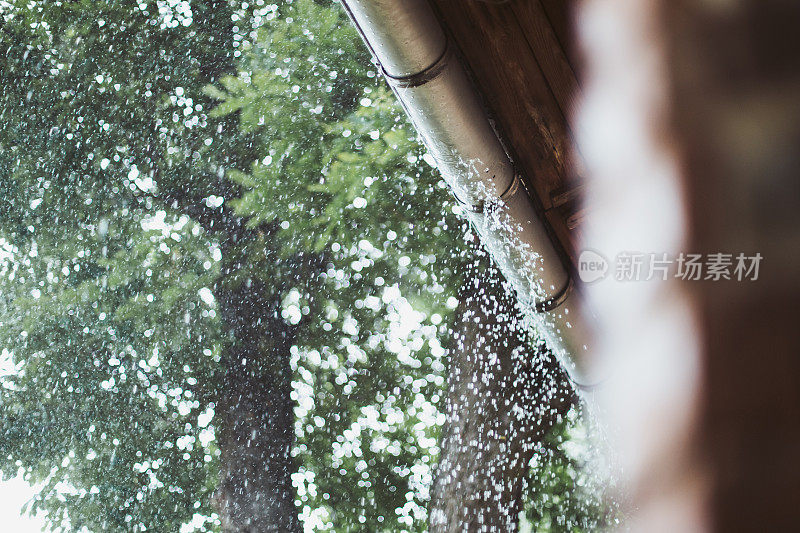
xmin=0 ymin=1 xmax=616 ymax=531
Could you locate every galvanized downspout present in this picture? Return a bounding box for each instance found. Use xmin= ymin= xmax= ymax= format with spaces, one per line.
xmin=339 ymin=0 xmax=600 ymax=388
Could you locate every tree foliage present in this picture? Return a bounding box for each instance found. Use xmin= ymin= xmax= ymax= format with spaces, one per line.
xmin=0 ymin=0 xmax=465 ymax=530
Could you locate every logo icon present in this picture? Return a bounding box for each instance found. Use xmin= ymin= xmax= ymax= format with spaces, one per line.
xmin=578 ymin=249 xmax=609 ymax=283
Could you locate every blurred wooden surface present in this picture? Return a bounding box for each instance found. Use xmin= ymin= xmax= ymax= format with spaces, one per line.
xmin=575 ymin=0 xmax=800 ymax=530
xmin=669 ymin=1 xmax=800 ymax=529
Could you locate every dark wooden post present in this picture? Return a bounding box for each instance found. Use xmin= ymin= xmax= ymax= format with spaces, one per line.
xmin=577 ymin=0 xmax=800 ymax=530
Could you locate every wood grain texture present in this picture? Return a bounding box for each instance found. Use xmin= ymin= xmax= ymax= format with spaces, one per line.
xmin=538 ymin=0 xmax=579 ymax=67
xmin=512 ymin=0 xmax=581 ymax=121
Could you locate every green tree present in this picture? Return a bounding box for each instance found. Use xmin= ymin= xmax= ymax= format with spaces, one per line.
xmin=0 ymin=0 xmax=462 ymax=531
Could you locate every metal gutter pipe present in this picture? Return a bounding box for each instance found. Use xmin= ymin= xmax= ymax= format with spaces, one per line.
xmin=340 ymin=0 xmax=601 ymax=388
